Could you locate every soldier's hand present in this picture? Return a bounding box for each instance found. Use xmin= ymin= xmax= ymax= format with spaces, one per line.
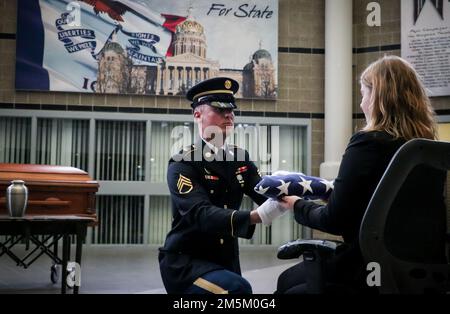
xmin=256 ymin=199 xmax=290 ymax=225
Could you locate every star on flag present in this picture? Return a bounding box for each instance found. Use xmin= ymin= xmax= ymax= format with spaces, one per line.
xmin=276 ymin=180 xmax=291 ymax=196
xmin=254 ymin=172 xmax=334 ymax=200
xmin=298 ymin=176 xmax=313 ymax=194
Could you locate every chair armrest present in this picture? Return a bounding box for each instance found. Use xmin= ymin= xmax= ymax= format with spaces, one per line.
xmin=277 ymin=239 xmax=346 ymax=260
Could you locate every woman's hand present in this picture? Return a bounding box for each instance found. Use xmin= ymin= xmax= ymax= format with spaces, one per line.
xmin=278 ymin=195 xmax=301 ymax=210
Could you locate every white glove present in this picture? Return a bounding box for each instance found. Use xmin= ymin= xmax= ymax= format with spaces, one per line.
xmin=272 ymin=170 xmax=306 ymax=176
xmin=272 ymin=170 xmax=293 ymax=176
xmin=256 ymin=199 xmax=289 ymax=225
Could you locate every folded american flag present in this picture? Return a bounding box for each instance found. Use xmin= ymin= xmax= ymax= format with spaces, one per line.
xmin=254 ymin=171 xmax=334 ymax=200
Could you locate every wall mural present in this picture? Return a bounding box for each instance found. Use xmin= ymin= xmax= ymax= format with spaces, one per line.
xmin=15 ymin=0 xmax=278 ymax=99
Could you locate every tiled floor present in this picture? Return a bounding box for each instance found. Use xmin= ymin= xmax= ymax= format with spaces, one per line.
xmin=0 ymin=245 xmax=297 ymax=294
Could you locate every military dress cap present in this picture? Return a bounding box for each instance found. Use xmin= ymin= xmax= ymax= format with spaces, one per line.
xmin=187 ymin=77 xmax=239 ymax=109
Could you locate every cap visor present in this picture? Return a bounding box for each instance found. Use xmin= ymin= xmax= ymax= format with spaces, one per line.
xmin=208 ymin=101 xmax=237 ymax=109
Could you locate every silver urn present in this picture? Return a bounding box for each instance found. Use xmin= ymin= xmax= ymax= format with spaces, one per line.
xmin=6 ymin=180 xmax=28 ymax=217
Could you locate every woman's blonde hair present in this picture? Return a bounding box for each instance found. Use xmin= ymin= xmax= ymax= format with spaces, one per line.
xmin=360 ymin=55 xmax=437 ymax=140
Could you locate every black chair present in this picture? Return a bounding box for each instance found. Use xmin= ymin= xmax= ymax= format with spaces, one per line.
xmin=278 ymin=139 xmax=450 ymax=294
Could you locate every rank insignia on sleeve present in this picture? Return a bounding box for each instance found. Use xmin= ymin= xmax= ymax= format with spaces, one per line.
xmin=177 ymin=174 xmax=193 ymax=194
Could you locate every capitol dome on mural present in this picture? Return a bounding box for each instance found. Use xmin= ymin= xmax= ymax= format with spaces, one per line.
xmin=252 ymin=49 xmax=272 ymax=62
xmin=176 ymin=18 xmax=205 ymax=36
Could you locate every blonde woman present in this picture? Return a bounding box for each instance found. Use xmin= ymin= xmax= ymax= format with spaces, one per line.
xmin=277 ymin=56 xmax=447 ymax=293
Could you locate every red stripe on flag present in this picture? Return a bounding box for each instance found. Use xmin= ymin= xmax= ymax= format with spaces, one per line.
xmin=161 ymin=14 xmax=187 ymax=57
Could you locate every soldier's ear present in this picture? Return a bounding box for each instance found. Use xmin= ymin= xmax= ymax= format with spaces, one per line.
xmin=193 ymin=110 xmax=201 ymax=119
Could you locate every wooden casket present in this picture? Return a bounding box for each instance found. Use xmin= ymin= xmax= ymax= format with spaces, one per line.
xmin=0 ymin=163 xmax=98 ymax=222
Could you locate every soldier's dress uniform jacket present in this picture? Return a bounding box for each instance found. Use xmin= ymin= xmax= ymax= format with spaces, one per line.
xmin=158 ymin=139 xmax=267 ymax=293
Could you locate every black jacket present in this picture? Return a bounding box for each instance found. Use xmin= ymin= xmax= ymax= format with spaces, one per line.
xmin=293 ymin=131 xmax=446 ymax=282
xmin=159 ymin=139 xmax=267 ymax=293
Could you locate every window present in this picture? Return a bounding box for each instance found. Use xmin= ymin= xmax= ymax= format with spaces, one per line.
xmin=92 ymin=195 xmax=144 ymax=244
xmin=0 ymin=110 xmax=310 ymax=246
xmin=36 ymin=118 xmax=89 ymax=171
xmin=95 ymin=120 xmax=146 ymax=181
xmin=150 ymin=121 xmax=196 ymax=182
xmin=148 ymin=196 xmax=172 ymax=244
xmin=0 ymin=117 xmax=31 ymax=163
xmin=231 ymin=123 xmax=307 ymax=175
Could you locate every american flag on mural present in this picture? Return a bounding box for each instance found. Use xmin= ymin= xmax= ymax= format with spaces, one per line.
xmin=254 ymin=171 xmax=334 ymax=201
